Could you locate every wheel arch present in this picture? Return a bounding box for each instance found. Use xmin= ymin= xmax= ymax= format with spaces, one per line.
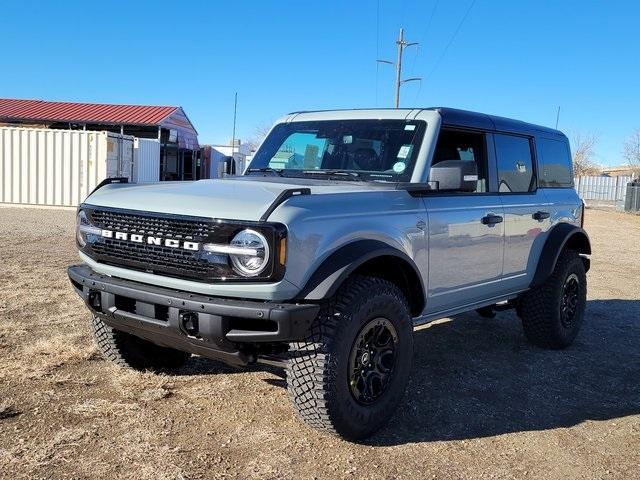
xmin=297 ymin=240 xmax=425 ymax=316
xmin=530 ymin=223 xmax=591 ymax=288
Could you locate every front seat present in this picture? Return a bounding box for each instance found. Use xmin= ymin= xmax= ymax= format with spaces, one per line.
xmin=351 ymin=148 xmax=379 ymax=171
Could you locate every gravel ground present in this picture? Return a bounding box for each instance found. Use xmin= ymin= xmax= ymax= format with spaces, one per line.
xmin=0 ymin=206 xmax=638 ymax=479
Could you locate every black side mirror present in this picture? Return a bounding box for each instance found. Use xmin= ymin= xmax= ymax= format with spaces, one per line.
xmin=428 ymin=160 xmax=478 ymax=192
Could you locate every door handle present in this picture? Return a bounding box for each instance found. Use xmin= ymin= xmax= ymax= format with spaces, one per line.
xmin=532 ymin=211 xmax=550 ymax=221
xmin=481 ymin=214 xmax=503 ymax=225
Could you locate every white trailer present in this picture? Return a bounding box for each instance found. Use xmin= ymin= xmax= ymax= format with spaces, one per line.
xmin=0 ymin=126 xmax=136 ymax=207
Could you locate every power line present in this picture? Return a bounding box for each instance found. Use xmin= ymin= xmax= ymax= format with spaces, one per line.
xmin=409 ymin=0 xmax=440 ymax=77
xmin=424 ymin=0 xmax=477 ymax=81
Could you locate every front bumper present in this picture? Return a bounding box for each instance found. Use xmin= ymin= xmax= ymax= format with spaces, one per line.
xmin=68 ymin=264 xmax=319 ymax=366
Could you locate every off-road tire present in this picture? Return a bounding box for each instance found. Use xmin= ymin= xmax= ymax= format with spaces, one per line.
xmin=286 ymin=275 xmax=413 ymax=440
xmin=519 ymin=250 xmax=587 ymax=349
xmin=91 ymin=315 xmax=190 ymax=370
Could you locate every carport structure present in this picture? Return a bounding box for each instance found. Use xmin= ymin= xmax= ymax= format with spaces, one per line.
xmin=0 ymin=98 xmax=199 ymax=180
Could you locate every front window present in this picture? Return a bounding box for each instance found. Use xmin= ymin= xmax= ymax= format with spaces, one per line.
xmin=248 ymin=120 xmax=426 ymax=181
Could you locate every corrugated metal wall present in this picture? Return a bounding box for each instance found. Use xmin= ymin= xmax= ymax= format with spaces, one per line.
xmin=133 ymin=138 xmax=160 ymax=183
xmin=0 ymin=126 xmax=134 ymax=207
xmin=575 ymin=175 xmax=632 ymax=201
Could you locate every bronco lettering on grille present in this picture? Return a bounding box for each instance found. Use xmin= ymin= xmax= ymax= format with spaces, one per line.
xmin=100 ymin=230 xmax=199 ymax=251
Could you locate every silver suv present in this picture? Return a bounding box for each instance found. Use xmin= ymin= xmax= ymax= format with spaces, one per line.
xmin=69 ymin=108 xmax=591 ymax=440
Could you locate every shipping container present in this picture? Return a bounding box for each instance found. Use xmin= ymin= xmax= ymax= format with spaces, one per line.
xmin=133 ymin=138 xmax=160 ymax=183
xmin=0 ymin=126 xmax=134 ymax=207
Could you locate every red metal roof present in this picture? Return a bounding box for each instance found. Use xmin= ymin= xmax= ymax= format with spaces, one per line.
xmin=0 ymin=98 xmax=179 ymax=126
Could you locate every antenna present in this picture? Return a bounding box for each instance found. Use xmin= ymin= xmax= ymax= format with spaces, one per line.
xmin=377 ymin=28 xmax=421 ymax=108
xmin=555 ymin=106 xmax=561 ymax=129
xmin=231 ymin=92 xmax=238 ymax=151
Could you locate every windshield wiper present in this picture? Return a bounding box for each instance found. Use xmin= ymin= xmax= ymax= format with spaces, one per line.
xmin=300 ymin=170 xmax=364 ymax=181
xmin=246 ymin=167 xmax=284 ymax=177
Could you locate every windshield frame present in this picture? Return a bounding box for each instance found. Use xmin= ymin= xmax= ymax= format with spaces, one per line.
xmin=246 ymin=119 xmax=427 ymax=182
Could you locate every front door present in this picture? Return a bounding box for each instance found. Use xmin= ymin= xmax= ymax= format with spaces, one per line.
xmin=423 ymin=128 xmax=505 ymax=314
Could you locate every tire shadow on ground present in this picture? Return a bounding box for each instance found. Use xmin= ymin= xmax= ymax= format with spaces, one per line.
xmin=371 ymin=298 xmax=640 ymax=446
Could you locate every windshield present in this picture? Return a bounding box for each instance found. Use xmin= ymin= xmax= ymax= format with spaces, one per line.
xmin=247 ymin=120 xmax=426 ymax=181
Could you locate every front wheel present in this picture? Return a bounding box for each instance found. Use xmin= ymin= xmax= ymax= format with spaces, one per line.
xmin=286 ymin=275 xmax=413 ymax=440
xmin=519 ymin=250 xmax=587 ymax=349
xmin=91 ymin=315 xmax=190 ymax=370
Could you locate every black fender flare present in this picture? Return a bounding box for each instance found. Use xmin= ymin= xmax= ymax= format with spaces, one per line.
xmin=530 ymin=223 xmax=591 ymax=288
xmin=296 ymin=239 xmax=425 ymax=314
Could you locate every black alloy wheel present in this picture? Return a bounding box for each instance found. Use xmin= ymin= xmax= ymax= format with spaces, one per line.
xmin=348 ymin=318 xmax=399 ymax=405
xmin=560 ymin=273 xmax=580 ymax=328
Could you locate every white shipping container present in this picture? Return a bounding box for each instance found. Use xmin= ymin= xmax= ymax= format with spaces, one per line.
xmin=133 ymin=138 xmax=160 ymax=183
xmin=0 ymin=126 xmax=134 ymax=207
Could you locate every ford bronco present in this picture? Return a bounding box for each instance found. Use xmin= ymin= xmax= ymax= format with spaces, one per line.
xmin=68 ymin=108 xmax=590 ymax=440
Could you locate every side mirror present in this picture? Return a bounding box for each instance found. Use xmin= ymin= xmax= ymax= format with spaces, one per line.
xmin=428 ymin=160 xmax=478 ymax=192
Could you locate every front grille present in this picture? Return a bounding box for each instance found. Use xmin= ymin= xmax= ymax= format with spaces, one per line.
xmin=86 ymin=208 xmax=231 ymax=281
xmin=82 ymin=205 xmax=285 ymax=283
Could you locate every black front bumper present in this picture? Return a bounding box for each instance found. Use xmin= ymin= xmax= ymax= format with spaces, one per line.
xmin=68 ymin=265 xmax=319 ymax=366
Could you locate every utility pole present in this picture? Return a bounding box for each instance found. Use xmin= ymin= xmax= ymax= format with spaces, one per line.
xmin=378 ymin=28 xmax=420 ymax=108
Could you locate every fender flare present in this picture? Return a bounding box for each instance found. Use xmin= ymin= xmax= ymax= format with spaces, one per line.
xmin=531 ymin=223 xmax=591 ymax=288
xmin=297 ymin=239 xmax=425 ymax=313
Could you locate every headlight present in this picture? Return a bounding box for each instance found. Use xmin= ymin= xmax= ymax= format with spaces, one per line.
xmin=210 ymin=229 xmax=270 ymax=277
xmin=76 ymin=210 xmax=102 ymax=248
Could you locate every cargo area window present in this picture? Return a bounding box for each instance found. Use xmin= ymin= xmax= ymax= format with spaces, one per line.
xmin=495 ymin=134 xmax=535 ymax=193
xmin=431 ymin=129 xmax=488 ymax=193
xmin=538 ymin=138 xmax=573 ymax=187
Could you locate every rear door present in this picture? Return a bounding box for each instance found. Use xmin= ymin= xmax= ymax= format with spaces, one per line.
xmin=493 ymin=133 xmax=551 ymax=292
xmin=424 ymin=128 xmax=505 ymax=314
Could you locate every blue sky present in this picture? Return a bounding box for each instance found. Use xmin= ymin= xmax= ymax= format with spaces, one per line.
xmin=1 ymin=0 xmax=638 ymax=165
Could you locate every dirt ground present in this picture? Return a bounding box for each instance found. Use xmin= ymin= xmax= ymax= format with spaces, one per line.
xmin=0 ymin=206 xmax=638 ymax=480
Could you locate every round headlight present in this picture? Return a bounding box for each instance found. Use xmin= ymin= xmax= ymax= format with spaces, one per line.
xmin=76 ymin=210 xmax=89 ymax=247
xmin=229 ymin=229 xmax=270 ymax=277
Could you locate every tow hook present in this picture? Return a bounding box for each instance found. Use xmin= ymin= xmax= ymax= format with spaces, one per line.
xmin=88 ymin=291 xmax=102 ymax=312
xmin=180 ymin=311 xmax=200 ymax=337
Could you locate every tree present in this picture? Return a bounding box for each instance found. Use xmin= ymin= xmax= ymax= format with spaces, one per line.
xmin=571 ymin=133 xmax=600 ymax=176
xmin=245 ymin=123 xmax=273 ymax=154
xmin=622 ymin=129 xmax=640 ymax=178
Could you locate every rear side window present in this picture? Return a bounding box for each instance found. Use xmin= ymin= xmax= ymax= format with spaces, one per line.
xmin=495 ymin=134 xmax=535 ymax=193
xmin=538 ymin=138 xmax=573 ymax=187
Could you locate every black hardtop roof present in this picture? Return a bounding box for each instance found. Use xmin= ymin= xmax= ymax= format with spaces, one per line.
xmin=287 ymin=107 xmax=566 ymax=139
xmin=430 ymin=107 xmax=566 ymax=138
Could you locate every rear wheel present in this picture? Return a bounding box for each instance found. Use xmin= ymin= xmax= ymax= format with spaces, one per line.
xmin=519 ymin=250 xmax=587 ymax=349
xmin=91 ymin=315 xmax=190 ymax=370
xmin=286 ymin=275 xmax=413 ymax=440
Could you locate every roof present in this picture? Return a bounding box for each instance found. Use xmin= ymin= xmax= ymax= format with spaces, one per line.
xmin=432 ymin=107 xmax=565 ymax=138
xmin=286 ymin=107 xmax=565 ymax=138
xmin=0 ymin=98 xmax=179 ymax=126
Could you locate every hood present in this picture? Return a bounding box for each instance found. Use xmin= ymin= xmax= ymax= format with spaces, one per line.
xmin=84 ymin=177 xmax=383 ymax=221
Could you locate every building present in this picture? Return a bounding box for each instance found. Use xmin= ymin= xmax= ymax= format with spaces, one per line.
xmin=200 ymin=140 xmax=252 ymax=178
xmin=0 ymin=98 xmax=199 ymax=180
xmin=601 ymin=165 xmax=637 ymax=177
